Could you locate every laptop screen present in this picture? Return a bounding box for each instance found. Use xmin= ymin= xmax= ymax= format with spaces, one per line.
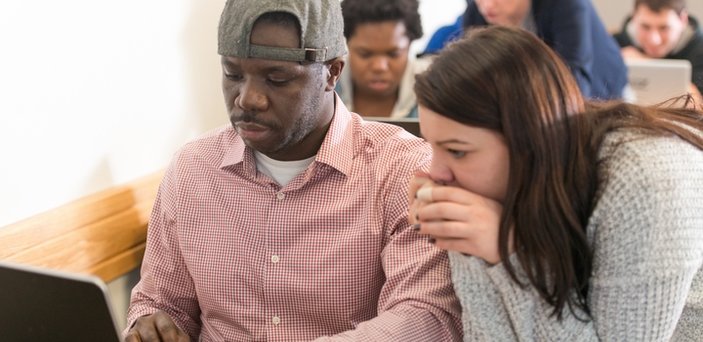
xmin=0 ymin=261 xmax=122 ymax=342
xmin=625 ymin=58 xmax=692 ymax=105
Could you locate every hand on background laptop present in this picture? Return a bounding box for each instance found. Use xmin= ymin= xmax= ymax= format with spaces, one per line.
xmin=687 ymin=83 xmax=703 ymax=104
xmin=125 ymin=310 xmax=190 ymax=342
xmin=620 ymin=46 xmax=648 ymax=60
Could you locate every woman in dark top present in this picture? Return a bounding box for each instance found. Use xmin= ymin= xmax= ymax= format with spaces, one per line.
xmin=463 ymin=0 xmax=628 ymax=100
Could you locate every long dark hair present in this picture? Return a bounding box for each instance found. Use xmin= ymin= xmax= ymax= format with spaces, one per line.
xmin=414 ymin=26 xmax=703 ymax=318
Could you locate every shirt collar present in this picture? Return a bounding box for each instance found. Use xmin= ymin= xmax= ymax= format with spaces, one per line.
xmin=219 ymin=128 xmax=248 ymax=170
xmin=218 ymin=94 xmax=356 ymax=177
xmin=314 ymin=94 xmax=355 ymax=177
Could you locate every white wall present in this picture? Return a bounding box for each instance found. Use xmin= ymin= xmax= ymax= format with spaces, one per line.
xmin=0 ymin=0 xmax=227 ymax=227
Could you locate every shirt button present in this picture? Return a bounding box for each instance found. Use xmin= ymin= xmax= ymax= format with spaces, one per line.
xmin=276 ymin=192 xmax=285 ymax=200
xmin=271 ymin=255 xmax=280 ymax=263
xmin=272 ymin=316 xmax=281 ymax=325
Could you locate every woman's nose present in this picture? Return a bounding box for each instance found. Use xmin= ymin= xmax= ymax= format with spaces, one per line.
xmin=428 ymin=157 xmax=454 ymax=185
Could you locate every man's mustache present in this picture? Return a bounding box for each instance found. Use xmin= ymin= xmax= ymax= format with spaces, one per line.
xmin=231 ymin=112 xmax=271 ymax=127
xmin=231 ymin=112 xmax=275 ymax=128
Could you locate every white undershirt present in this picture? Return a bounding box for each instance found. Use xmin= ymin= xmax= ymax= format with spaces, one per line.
xmin=254 ymin=151 xmax=316 ymax=186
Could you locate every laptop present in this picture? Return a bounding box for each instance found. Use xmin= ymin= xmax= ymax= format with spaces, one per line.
xmin=365 ymin=116 xmax=421 ymax=137
xmin=0 ymin=260 xmax=122 ymax=342
xmin=625 ymin=58 xmax=692 ymax=105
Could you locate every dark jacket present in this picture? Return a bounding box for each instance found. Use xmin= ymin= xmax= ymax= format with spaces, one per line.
xmin=614 ymin=16 xmax=703 ymax=94
xmin=464 ymin=0 xmax=628 ymax=100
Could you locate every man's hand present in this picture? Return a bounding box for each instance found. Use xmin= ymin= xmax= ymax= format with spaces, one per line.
xmin=124 ymin=310 xmax=190 ymax=342
xmin=687 ymin=82 xmax=703 ymax=105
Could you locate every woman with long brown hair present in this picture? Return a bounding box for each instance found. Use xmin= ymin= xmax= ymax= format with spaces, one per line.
xmin=410 ymin=25 xmax=703 ymax=340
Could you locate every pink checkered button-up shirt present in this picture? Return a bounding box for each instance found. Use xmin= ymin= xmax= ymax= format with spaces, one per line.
xmin=127 ymin=100 xmax=462 ymax=341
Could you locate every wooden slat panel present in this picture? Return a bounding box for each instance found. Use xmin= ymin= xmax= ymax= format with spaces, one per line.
xmin=0 ymin=187 xmax=137 ymax=259
xmin=0 ymin=170 xmax=163 ymax=280
xmin=91 ymin=242 xmax=146 ymax=283
xmin=5 ymin=203 xmax=151 ymax=271
xmin=0 ymin=171 xmax=162 ymax=259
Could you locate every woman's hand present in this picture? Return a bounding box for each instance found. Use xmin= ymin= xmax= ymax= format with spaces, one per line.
xmin=408 ymin=174 xmax=509 ymax=265
xmin=408 ymin=173 xmax=436 ymax=224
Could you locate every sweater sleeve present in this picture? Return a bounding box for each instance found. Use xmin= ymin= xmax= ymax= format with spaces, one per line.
xmin=449 ymin=134 xmax=703 ymax=341
xmin=450 ymin=253 xmax=598 ymax=341
xmin=585 ymin=136 xmax=703 ymax=340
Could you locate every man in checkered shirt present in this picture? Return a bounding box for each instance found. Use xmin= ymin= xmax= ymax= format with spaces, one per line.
xmin=123 ymin=0 xmax=462 ymax=341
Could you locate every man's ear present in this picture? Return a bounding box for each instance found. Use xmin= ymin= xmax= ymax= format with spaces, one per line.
xmin=324 ymin=57 xmax=345 ymax=91
xmin=680 ymin=9 xmax=689 ymax=26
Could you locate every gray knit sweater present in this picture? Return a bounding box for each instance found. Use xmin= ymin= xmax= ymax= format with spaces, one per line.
xmin=450 ymin=130 xmax=703 ymax=341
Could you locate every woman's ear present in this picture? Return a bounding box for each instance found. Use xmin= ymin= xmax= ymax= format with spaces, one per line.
xmin=325 ymin=57 xmax=345 ymax=91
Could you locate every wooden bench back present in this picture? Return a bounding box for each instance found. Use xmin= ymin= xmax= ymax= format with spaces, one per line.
xmin=0 ymin=171 xmax=163 ymax=282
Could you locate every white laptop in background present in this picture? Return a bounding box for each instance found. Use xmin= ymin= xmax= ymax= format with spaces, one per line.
xmin=0 ymin=260 xmax=122 ymax=342
xmin=625 ymin=58 xmax=692 ymax=105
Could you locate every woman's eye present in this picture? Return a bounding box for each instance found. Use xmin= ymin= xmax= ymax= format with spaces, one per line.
xmin=447 ymin=149 xmax=466 ymax=158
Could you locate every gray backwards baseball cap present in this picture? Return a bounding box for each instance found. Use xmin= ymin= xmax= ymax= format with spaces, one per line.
xmin=218 ymin=0 xmax=347 ymax=63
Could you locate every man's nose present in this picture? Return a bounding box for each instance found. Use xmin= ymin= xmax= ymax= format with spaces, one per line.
xmin=647 ymin=31 xmax=663 ymax=45
xmin=236 ymin=81 xmax=269 ymax=111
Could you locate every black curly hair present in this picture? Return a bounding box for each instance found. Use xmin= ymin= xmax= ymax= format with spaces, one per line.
xmin=341 ymin=0 xmax=423 ymax=41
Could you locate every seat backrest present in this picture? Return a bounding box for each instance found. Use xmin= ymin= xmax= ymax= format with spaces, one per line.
xmin=0 ymin=171 xmax=163 ymax=282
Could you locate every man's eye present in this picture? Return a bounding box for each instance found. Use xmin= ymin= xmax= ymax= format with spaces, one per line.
xmin=224 ymin=73 xmax=243 ymax=81
xmin=267 ymin=79 xmax=290 ymax=86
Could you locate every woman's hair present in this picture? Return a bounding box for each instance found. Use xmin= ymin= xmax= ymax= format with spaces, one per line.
xmin=415 ymin=25 xmax=703 ymax=318
xmin=340 ymin=0 xmax=423 ymax=41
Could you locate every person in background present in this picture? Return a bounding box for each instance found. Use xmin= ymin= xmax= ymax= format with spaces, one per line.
xmin=123 ymin=0 xmax=462 ymax=341
xmin=614 ymin=0 xmax=703 ymax=99
xmin=421 ymin=0 xmax=470 ymax=56
xmin=411 ymin=26 xmax=703 ymax=340
xmin=462 ymin=0 xmax=628 ymax=100
xmin=337 ymin=0 xmax=428 ymax=118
